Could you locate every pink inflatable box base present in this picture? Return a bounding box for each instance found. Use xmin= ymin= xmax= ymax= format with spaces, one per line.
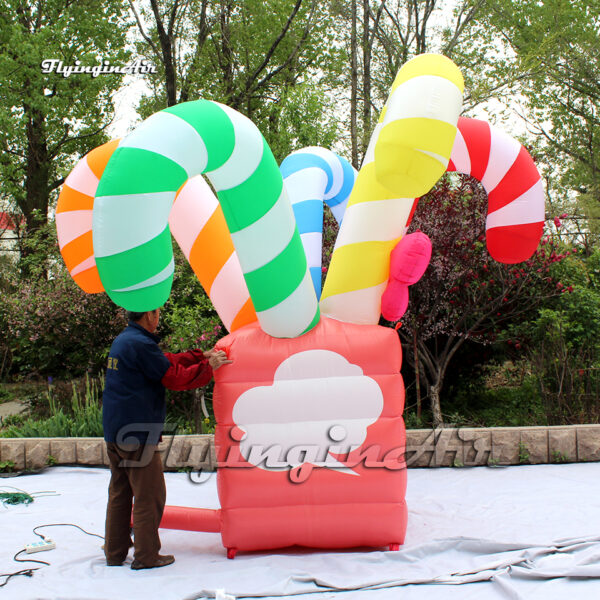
xmin=211 ymin=316 xmax=407 ymax=555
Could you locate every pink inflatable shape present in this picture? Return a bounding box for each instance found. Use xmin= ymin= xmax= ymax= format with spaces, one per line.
xmin=381 ymin=232 xmax=432 ymax=322
xmin=212 ymin=317 xmax=407 ymax=555
xmin=158 ymin=317 xmax=407 ymax=557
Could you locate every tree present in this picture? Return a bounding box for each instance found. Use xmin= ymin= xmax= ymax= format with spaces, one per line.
xmin=128 ymin=0 xmax=342 ymax=160
xmin=479 ymin=0 xmax=600 ymax=238
xmin=397 ymin=175 xmax=569 ymax=427
xmin=329 ymin=0 xmax=520 ymax=166
xmin=0 ymin=0 xmax=130 ymax=240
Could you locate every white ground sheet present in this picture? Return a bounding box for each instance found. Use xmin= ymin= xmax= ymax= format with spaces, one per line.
xmin=2 ymin=463 xmax=600 ymax=600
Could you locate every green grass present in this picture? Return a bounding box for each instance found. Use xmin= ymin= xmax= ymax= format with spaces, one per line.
xmin=0 ymin=376 xmax=103 ymax=438
xmin=0 ymin=381 xmax=45 ymax=405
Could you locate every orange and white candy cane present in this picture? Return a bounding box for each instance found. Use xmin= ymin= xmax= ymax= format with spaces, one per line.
xmin=169 ymin=176 xmax=257 ymax=332
xmin=57 ymin=141 xmax=256 ymax=333
xmin=448 ymin=116 xmax=545 ymax=263
xmin=55 ymin=139 xmax=120 ymax=293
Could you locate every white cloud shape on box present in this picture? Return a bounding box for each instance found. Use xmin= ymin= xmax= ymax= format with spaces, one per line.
xmin=232 ymin=349 xmax=384 ymax=475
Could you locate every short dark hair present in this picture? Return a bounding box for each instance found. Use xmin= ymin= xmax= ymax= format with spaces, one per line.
xmin=126 ymin=310 xmax=148 ymax=322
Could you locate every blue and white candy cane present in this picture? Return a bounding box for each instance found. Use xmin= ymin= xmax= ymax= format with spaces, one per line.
xmin=280 ymin=147 xmax=357 ymax=298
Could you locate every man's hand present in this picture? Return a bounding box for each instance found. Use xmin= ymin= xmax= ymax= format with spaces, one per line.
xmin=205 ymin=349 xmax=233 ymax=370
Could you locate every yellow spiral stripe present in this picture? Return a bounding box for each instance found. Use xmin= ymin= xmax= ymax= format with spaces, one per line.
xmin=390 ymin=53 xmax=464 ymax=92
xmin=320 ymin=239 xmax=399 ymax=298
xmin=321 ymin=54 xmax=463 ymax=325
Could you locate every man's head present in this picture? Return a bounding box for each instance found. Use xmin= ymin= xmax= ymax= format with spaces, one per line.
xmin=127 ymin=309 xmax=160 ymax=333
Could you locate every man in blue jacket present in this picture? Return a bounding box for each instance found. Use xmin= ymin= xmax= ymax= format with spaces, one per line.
xmin=102 ymin=308 xmax=231 ymax=570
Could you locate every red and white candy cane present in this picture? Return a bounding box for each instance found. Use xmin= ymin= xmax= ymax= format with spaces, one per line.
xmin=448 ymin=116 xmax=545 ymax=264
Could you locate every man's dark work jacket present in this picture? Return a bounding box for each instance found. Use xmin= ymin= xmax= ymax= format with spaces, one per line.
xmin=102 ymin=322 xmax=171 ymax=445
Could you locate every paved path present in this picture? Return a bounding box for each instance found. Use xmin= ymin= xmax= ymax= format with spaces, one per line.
xmin=0 ymin=399 xmax=28 ymax=420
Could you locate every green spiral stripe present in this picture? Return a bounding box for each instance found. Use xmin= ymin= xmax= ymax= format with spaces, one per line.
xmin=93 ymin=99 xmax=319 ymax=338
xmin=95 ymin=227 xmax=172 ymax=289
xmin=97 ymin=148 xmax=187 ymax=196
xmin=163 ymin=100 xmax=235 ymax=171
xmin=245 ymin=231 xmax=307 ymax=311
xmin=218 ymin=137 xmax=283 ymax=233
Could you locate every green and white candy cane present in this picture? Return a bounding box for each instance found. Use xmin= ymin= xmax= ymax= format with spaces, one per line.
xmin=93 ymin=100 xmax=320 ymax=338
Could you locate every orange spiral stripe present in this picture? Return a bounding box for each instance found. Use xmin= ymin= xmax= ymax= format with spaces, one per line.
xmin=188 ymin=207 xmax=236 ymax=295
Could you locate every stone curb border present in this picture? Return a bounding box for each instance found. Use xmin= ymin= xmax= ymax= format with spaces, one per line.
xmin=1 ymin=425 xmax=599 ymax=472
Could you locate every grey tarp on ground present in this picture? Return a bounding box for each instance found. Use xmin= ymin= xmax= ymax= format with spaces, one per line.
xmin=183 ymin=535 xmax=600 ymax=599
xmin=2 ymin=464 xmax=600 ymax=600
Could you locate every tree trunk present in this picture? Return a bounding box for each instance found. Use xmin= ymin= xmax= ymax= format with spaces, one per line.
xmin=19 ymin=100 xmax=51 ymax=276
xmin=219 ymin=1 xmax=236 ymax=107
xmin=361 ymin=0 xmax=372 ymax=159
xmin=22 ymin=105 xmax=50 ymax=232
xmin=413 ymin=327 xmax=422 ymax=419
xmin=430 ymin=381 xmax=444 ymax=428
xmin=150 ymin=0 xmax=177 ymax=106
xmin=349 ymin=0 xmax=359 ymax=168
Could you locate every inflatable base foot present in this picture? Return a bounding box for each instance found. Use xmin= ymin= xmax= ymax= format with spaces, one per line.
xmin=227 ymin=547 xmax=238 ymax=559
xmin=389 ymin=543 xmax=400 ymax=551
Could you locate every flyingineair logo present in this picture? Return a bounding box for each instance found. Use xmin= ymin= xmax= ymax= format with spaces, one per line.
xmin=41 ymin=58 xmax=156 ymax=78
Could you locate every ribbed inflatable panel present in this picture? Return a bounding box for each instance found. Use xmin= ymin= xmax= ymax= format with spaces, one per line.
xmin=213 ymin=317 xmax=407 ymax=553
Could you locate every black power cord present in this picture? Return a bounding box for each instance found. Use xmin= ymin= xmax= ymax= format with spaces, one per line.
xmin=0 ymin=523 xmax=104 ymax=588
xmin=33 ymin=523 xmax=104 ymax=541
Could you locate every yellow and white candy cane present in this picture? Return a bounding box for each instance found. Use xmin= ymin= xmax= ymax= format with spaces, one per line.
xmin=320 ymin=54 xmax=463 ymax=324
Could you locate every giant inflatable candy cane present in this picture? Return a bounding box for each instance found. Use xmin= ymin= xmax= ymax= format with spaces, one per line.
xmin=320 ymin=54 xmax=464 ymax=324
xmin=448 ymin=116 xmax=545 ymax=264
xmin=93 ymin=100 xmax=319 ymax=338
xmin=56 ymin=139 xmax=120 ymax=293
xmin=56 ymin=142 xmax=256 ymax=334
xmin=280 ymin=147 xmax=357 ymax=297
xmin=168 ymin=176 xmax=257 ymax=332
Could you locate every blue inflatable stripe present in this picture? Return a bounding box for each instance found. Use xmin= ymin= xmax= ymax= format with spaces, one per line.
xmin=281 ymin=153 xmax=334 ymax=195
xmin=309 ymin=266 xmax=322 ymax=299
xmin=292 ymin=199 xmax=324 ymax=234
xmin=327 ymin=155 xmax=355 ymax=207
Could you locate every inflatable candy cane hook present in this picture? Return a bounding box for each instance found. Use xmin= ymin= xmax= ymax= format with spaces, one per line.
xmin=56 ymin=140 xmax=257 ymax=334
xmin=321 ymin=54 xmax=464 ymax=324
xmin=94 ymin=100 xmax=319 ymax=338
xmin=168 ymin=176 xmax=257 ymax=332
xmin=449 ymin=116 xmax=545 ymax=264
xmin=375 ymin=55 xmax=465 ymax=197
xmin=56 ymin=139 xmax=120 ymax=293
xmin=280 ymin=147 xmax=357 ymax=298
xmin=377 ymin=116 xmax=546 ymax=322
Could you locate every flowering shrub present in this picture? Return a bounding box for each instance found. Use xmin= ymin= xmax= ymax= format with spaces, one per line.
xmin=0 ymin=219 xmax=227 ymax=380
xmin=507 ymin=248 xmax=600 ymax=424
xmin=397 ymin=174 xmax=571 ymax=426
xmin=0 ymin=272 xmax=125 ymax=378
xmin=160 ymin=299 xmax=224 ymax=353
